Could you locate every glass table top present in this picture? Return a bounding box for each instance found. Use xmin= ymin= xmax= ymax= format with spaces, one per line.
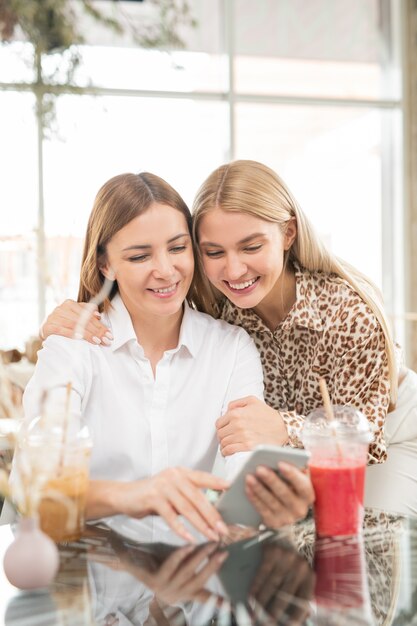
xmin=0 ymin=508 xmax=416 ymax=625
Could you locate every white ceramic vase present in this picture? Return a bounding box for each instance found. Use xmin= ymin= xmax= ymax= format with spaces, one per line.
xmin=3 ymin=516 xmax=59 ymax=589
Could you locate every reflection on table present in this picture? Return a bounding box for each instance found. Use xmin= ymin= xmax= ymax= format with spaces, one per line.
xmin=1 ymin=508 xmax=416 ymax=625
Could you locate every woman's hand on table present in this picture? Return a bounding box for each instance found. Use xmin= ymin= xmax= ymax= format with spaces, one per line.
xmin=216 ymin=396 xmax=288 ymax=455
xmin=245 ymin=462 xmax=314 ymax=528
xmin=40 ymin=299 xmax=112 ymax=345
xmin=115 ymin=468 xmax=230 ymax=543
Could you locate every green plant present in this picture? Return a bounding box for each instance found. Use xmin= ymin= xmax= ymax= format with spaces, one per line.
xmin=0 ymin=0 xmax=196 ymax=59
xmin=0 ymin=0 xmax=197 ymax=325
xmin=0 ymin=0 xmax=197 ymax=128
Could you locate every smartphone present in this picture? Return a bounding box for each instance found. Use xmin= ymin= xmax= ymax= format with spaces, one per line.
xmin=216 ymin=445 xmax=310 ymax=527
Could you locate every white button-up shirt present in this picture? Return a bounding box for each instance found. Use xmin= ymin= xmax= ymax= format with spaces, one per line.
xmin=23 ymin=295 xmax=264 ymax=482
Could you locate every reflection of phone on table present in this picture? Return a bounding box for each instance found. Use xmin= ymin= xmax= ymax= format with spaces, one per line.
xmin=216 ymin=445 xmax=310 ymax=527
xmin=217 ymin=530 xmax=275 ymax=603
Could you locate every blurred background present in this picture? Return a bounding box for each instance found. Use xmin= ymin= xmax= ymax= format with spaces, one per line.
xmin=0 ymin=0 xmax=416 ymax=368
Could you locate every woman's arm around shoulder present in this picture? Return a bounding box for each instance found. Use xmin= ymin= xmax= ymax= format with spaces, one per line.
xmin=40 ymin=300 xmax=112 ymax=346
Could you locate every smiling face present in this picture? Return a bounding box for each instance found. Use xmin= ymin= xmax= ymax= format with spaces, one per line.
xmin=101 ymin=202 xmax=194 ymax=323
xmin=198 ymin=208 xmax=296 ymax=310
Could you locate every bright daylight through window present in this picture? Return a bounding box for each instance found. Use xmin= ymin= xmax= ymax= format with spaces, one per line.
xmin=0 ymin=0 xmax=403 ymax=350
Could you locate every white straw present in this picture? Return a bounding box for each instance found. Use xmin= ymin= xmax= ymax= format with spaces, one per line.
xmin=319 ymin=378 xmax=335 ymax=423
xmin=73 ymin=276 xmax=115 ymax=340
xmin=319 ymin=378 xmax=343 ymax=457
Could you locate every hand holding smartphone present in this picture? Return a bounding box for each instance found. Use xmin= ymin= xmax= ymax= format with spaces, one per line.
xmin=216 ymin=445 xmax=310 ymax=527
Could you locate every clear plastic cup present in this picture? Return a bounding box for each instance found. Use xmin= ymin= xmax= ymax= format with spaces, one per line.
xmin=38 ymin=443 xmax=91 ymax=542
xmin=301 ymin=406 xmax=373 ymax=537
xmin=20 ymin=412 xmax=92 ymax=542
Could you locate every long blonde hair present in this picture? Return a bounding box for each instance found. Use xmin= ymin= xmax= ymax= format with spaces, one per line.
xmin=192 ymin=159 xmax=397 ymax=403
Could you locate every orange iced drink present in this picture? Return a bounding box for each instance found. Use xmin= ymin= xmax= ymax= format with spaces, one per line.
xmin=39 ymin=465 xmax=89 ymax=542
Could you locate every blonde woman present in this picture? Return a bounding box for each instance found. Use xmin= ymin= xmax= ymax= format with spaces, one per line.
xmin=191 ymin=160 xmax=417 ymax=516
xmin=42 ymin=161 xmax=417 ymax=514
xmin=191 ymin=160 xmax=396 ymax=463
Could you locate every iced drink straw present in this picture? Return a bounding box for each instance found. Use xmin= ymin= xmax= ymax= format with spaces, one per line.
xmin=54 ymin=276 xmax=116 ymax=466
xmin=58 ymin=381 xmax=72 ymax=470
xmin=319 ymin=378 xmax=343 ymax=457
xmin=319 ymin=378 xmax=335 ymax=423
xmin=73 ymin=275 xmax=115 ymax=342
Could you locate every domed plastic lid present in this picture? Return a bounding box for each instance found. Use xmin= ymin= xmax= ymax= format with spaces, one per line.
xmin=301 ymin=405 xmax=374 ymax=444
xmin=23 ymin=412 xmax=92 ymax=449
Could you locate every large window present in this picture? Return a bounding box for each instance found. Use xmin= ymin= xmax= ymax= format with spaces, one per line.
xmin=0 ymin=0 xmax=404 ymax=349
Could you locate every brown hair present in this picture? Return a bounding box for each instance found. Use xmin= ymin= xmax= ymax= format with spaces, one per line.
xmin=78 ymin=172 xmax=202 ymax=311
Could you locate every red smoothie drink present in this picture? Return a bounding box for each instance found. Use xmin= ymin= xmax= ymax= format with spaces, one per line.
xmin=309 ymin=459 xmax=365 ymax=536
xmin=301 ymin=405 xmax=372 ymax=539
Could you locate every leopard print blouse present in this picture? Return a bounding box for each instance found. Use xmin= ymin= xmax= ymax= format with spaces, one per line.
xmin=219 ymin=263 xmax=391 ymax=464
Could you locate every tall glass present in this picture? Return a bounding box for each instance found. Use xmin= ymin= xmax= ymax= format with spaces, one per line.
xmin=20 ymin=412 xmax=92 ymax=542
xmin=302 ymin=406 xmax=372 ymax=537
xmin=38 ymin=442 xmax=91 ymax=542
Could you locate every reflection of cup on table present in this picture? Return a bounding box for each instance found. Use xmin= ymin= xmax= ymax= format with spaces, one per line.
xmin=302 ymin=406 xmax=372 ymax=537
xmin=313 ymin=535 xmax=373 ymax=625
xmin=314 ymin=535 xmax=369 ymax=608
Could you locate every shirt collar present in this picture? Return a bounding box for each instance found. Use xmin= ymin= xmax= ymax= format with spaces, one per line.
xmin=220 ymin=263 xmax=324 ymax=334
xmin=105 ymin=294 xmax=196 ymax=356
xmin=280 ymin=263 xmax=324 ymax=332
xmin=105 ymin=294 xmax=137 ymax=352
xmin=175 ymin=301 xmax=197 ymax=357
